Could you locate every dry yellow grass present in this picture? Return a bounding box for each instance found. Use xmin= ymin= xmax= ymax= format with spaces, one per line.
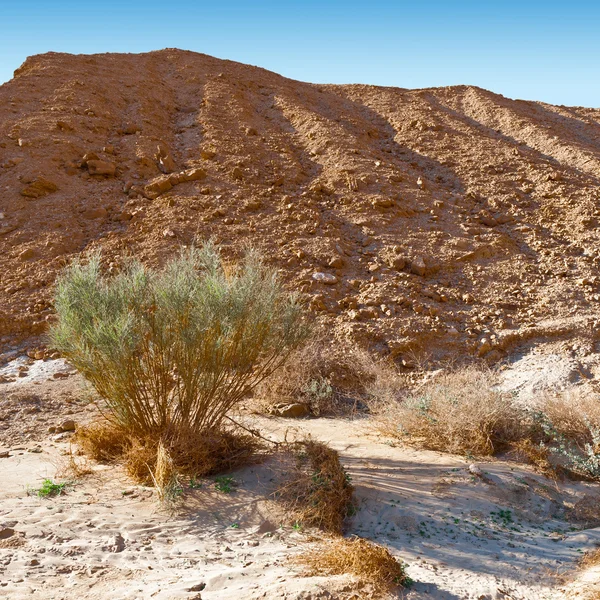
xmin=372 ymin=367 xmax=525 ymax=456
xmin=297 ymin=537 xmax=410 ymax=597
xmin=255 ymin=338 xmax=381 ymax=416
xmin=148 ymin=442 xmax=181 ymax=504
xmin=276 ymin=438 xmax=354 ymax=534
xmin=75 ymin=419 xmax=262 ymax=486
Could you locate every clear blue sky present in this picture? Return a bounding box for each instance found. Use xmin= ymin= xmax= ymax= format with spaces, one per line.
xmin=1 ymin=0 xmax=599 ymax=106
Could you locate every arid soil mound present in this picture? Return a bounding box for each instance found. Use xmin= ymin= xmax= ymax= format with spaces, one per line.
xmin=1 ymin=49 xmax=600 ymax=363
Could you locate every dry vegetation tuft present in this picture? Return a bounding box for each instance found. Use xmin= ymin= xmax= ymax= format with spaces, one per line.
xmin=256 ymin=338 xmax=382 ymax=416
xmin=297 ymin=536 xmax=410 ymax=596
xmin=76 ymin=420 xmax=262 ymax=485
xmin=372 ymin=367 xmax=525 ymax=456
xmin=276 ymin=439 xmax=354 ymax=534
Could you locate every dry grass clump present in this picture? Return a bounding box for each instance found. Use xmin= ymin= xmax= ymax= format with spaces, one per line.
xmin=276 ymin=439 xmax=354 ymax=534
xmin=74 ymin=421 xmax=129 ymax=462
xmin=541 ymin=388 xmax=600 ymax=444
xmin=373 ymin=367 xmax=525 ymax=456
xmin=297 ymin=537 xmax=410 ymax=596
xmin=256 ymin=338 xmax=380 ymax=416
xmin=148 ymin=442 xmax=182 ymax=504
xmin=76 ymin=420 xmax=262 ymax=486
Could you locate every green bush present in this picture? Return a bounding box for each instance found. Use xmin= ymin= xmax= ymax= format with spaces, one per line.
xmin=50 ymin=242 xmax=308 ymax=438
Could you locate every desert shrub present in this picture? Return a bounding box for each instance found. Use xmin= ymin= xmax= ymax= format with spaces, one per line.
xmin=537 ymin=414 xmax=600 ymax=480
xmin=51 ymin=242 xmax=308 ymax=439
xmin=256 ymin=338 xmax=383 ymax=415
xmin=372 ymin=367 xmax=526 ymax=456
xmin=276 ymin=439 xmax=354 ymax=534
xmin=297 ymin=536 xmax=410 ymax=596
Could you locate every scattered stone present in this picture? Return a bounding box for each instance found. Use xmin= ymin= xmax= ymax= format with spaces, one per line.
xmin=187 ymin=583 xmax=206 ymax=592
xmin=372 ymin=197 xmax=393 ymax=209
xmin=328 ymin=256 xmax=344 ymax=269
xmin=389 ymin=256 xmax=406 ymax=271
xmin=273 ymin=403 xmax=309 ymax=418
xmin=144 ymin=176 xmax=173 ymax=199
xmin=469 ymin=464 xmax=484 ymax=478
xmin=410 ymin=257 xmax=427 ymax=277
xmin=155 ymin=143 xmax=176 ymax=173
xmin=59 ymin=419 xmax=76 ymax=432
xmin=87 ymin=160 xmax=116 ymax=177
xmin=312 ymin=272 xmax=338 ymax=285
xmin=81 ymin=207 xmax=107 ymax=220
xmin=19 ymin=248 xmax=36 ymax=261
xmin=182 ymin=167 xmax=207 ymax=182
xmin=20 ymin=178 xmax=58 ymax=199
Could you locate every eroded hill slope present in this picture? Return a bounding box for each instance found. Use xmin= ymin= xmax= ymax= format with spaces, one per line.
xmin=1 ymin=49 xmax=600 ymax=364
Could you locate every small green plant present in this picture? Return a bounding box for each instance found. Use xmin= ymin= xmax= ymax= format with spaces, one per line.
xmin=214 ymin=476 xmax=237 ymax=494
xmin=292 ymin=521 xmax=302 ymax=531
xmin=189 ymin=476 xmax=203 ymax=489
xmin=304 ymin=377 xmax=333 ymax=403
xmin=31 ymin=479 xmax=68 ymax=498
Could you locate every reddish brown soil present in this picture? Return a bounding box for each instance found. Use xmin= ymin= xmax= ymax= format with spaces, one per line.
xmin=1 ymin=49 xmax=600 ymax=363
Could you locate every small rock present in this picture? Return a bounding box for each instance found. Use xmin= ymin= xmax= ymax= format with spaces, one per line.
xmin=87 ymin=160 xmax=116 ymax=177
xmin=107 ymin=533 xmax=126 ymax=553
xmin=275 ymin=403 xmax=309 ymax=418
xmin=255 ymin=520 xmax=278 ymax=535
xmin=232 ymin=166 xmax=244 ymax=180
xmin=53 ymin=372 xmax=69 ymax=379
xmin=155 ymin=143 xmax=176 ymax=174
xmin=468 ymin=464 xmax=483 ymax=478
xmin=0 ymin=528 xmax=15 ymax=540
xmin=371 ymin=197 xmax=393 ymax=209
xmin=389 ymin=256 xmax=406 ymax=271
xmin=59 ymin=419 xmax=76 ymax=432
xmin=182 ymin=167 xmax=207 ymax=182
xmin=20 ymin=178 xmax=58 ymax=199
xmin=328 ymin=256 xmax=344 ymax=269
xmin=410 ymin=257 xmax=427 ymax=277
xmin=312 ymin=272 xmax=338 ymax=285
xmin=187 ymin=583 xmax=206 ymax=592
xmin=144 ymin=176 xmax=173 ymax=199
xmin=81 ymin=207 xmax=107 ymax=220
xmin=19 ymin=248 xmax=36 ymax=261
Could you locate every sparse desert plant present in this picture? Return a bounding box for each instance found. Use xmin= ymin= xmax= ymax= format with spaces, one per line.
xmin=29 ymin=479 xmax=68 ymax=498
xmin=51 ymin=242 xmax=307 ymax=481
xmin=371 ymin=367 xmax=526 ymax=456
xmin=297 ymin=536 xmax=410 ymax=596
xmin=275 ymin=438 xmax=354 ymax=534
xmin=538 ymin=413 xmax=600 ymax=480
xmin=255 ymin=338 xmax=384 ymax=415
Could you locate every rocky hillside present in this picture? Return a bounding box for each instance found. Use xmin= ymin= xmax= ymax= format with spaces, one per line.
xmin=1 ymin=49 xmax=600 ymax=363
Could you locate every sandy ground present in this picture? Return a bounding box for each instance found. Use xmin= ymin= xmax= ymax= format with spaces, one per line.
xmin=1 ymin=355 xmax=599 ymax=599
